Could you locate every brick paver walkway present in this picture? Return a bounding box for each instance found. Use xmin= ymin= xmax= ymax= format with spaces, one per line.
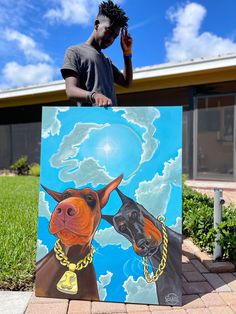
xmin=25 ymin=240 xmax=236 ymax=314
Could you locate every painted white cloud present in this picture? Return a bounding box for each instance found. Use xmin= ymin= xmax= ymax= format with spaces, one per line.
xmin=51 ymin=122 xmax=110 ymax=166
xmin=94 ymin=226 xmax=131 ymax=250
xmin=36 ymin=239 xmax=49 ymax=262
xmin=169 ymin=217 xmax=182 ymax=234
xmin=113 ymin=107 xmax=160 ymax=164
xmin=49 ymin=119 xmax=134 ymax=187
xmin=38 ymin=191 xmax=51 ymax=220
xmin=4 ymin=29 xmax=52 ymax=62
xmin=135 ymin=149 xmax=182 ymax=216
xmin=123 ymin=276 xmax=158 ymax=304
xmin=50 ymin=122 xmax=116 ymax=187
xmin=45 ymin=0 xmax=123 ymax=25
xmin=42 ymin=107 xmax=70 ymax=139
xmin=59 ymin=157 xmax=116 ymax=188
xmin=166 ymin=2 xmax=236 ymax=62
xmin=97 ymin=271 xmax=113 ymax=301
xmin=2 ymin=62 xmax=56 ymax=88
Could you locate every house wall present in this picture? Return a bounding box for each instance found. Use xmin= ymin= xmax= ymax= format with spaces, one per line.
xmin=0 ymin=80 xmax=235 ymax=180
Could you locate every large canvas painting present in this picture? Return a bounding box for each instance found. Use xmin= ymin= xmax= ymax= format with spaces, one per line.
xmin=35 ymin=106 xmax=182 ymax=306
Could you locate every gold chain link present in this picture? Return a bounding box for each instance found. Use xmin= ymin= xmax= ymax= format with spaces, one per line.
xmin=143 ymin=215 xmax=168 ymax=283
xmin=54 ymin=240 xmax=95 ymax=270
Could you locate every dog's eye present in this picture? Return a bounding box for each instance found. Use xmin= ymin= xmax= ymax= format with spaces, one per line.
xmin=85 ymin=194 xmax=96 ymax=208
xmin=119 ymin=224 xmax=127 ymax=232
xmin=86 ymin=194 xmax=94 ymax=202
xmin=62 ymin=192 xmax=71 ymax=199
xmin=131 ymin=211 xmax=138 ymax=220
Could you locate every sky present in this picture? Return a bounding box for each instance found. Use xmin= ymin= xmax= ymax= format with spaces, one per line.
xmin=0 ymin=0 xmax=236 ymax=90
xmin=37 ymin=106 xmax=182 ymax=303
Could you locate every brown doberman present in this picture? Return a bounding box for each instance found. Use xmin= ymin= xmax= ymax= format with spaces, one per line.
xmin=102 ymin=188 xmax=182 ymax=306
xmin=36 ymin=175 xmax=123 ymax=300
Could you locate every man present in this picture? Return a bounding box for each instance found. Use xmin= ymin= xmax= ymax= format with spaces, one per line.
xmin=61 ymin=0 xmax=133 ymax=106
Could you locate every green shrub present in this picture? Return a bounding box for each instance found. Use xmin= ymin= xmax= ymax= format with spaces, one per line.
xmin=183 ymin=184 xmax=236 ymax=260
xmin=10 ymin=155 xmax=30 ymax=175
xmin=218 ymin=205 xmax=236 ymax=260
xmin=29 ymin=163 xmax=40 ymax=176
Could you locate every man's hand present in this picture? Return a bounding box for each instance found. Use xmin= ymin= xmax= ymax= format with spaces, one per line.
xmin=121 ymin=27 xmax=132 ymax=56
xmin=93 ymin=92 xmax=112 ymax=106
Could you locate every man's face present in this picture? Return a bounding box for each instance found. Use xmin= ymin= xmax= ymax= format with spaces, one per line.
xmin=95 ymin=17 xmax=120 ymax=49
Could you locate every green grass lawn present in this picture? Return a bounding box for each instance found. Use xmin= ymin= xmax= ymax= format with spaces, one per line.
xmin=0 ymin=176 xmax=39 ymax=290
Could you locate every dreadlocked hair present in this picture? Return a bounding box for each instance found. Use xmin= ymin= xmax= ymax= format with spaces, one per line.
xmin=98 ymin=0 xmax=128 ymax=28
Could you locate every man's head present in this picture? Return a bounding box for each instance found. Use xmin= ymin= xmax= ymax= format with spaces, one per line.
xmin=94 ymin=0 xmax=128 ymax=49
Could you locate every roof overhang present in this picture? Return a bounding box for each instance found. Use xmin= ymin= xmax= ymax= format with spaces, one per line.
xmin=1 ymin=54 xmax=236 ymax=108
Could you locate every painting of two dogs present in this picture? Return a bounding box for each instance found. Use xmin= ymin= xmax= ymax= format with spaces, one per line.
xmin=36 ymin=175 xmax=182 ymax=305
xmin=36 ymin=106 xmax=182 ymax=305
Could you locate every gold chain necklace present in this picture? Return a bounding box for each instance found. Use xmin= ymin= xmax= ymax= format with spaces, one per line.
xmin=54 ymin=239 xmax=95 ymax=295
xmin=143 ymin=215 xmax=168 ymax=283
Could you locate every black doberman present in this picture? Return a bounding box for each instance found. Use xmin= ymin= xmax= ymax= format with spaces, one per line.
xmin=102 ymin=188 xmax=182 ymax=306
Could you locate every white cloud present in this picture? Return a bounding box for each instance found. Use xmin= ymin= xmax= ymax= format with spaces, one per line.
xmin=129 ymin=19 xmax=154 ymax=31
xmin=97 ymin=271 xmax=113 ymax=300
xmin=42 ymin=107 xmax=70 ymax=139
xmin=38 ymin=191 xmax=51 ymax=220
xmin=2 ymin=62 xmax=56 ymax=88
xmin=36 ymin=239 xmax=49 ymax=262
xmin=0 ymin=0 xmax=33 ymax=28
xmin=135 ymin=149 xmax=182 ymax=216
xmin=44 ymin=0 xmax=123 ymax=26
xmin=4 ymin=29 xmax=52 ymax=62
xmin=123 ymin=276 xmax=158 ymax=304
xmin=94 ymin=226 xmax=131 ymax=249
xmin=165 ymin=2 xmax=236 ymax=62
xmin=169 ymin=216 xmax=182 ymax=234
xmin=113 ymin=107 xmax=160 ymax=164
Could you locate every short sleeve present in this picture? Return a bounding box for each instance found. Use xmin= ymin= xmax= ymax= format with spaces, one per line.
xmin=61 ymin=47 xmax=81 ymax=79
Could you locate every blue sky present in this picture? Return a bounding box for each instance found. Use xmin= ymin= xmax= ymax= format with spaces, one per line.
xmin=1 ymin=0 xmax=236 ymax=90
xmin=37 ymin=106 xmax=182 ymax=303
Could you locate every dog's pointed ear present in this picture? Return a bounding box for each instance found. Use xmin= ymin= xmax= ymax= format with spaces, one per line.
xmin=101 ymin=215 xmax=114 ymax=226
xmin=97 ymin=174 xmax=123 ymax=209
xmin=41 ymin=184 xmax=63 ymax=202
xmin=116 ymin=188 xmax=132 ymax=204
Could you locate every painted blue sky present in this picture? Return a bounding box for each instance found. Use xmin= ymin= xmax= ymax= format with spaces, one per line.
xmin=0 ymin=1 xmax=236 ymax=90
xmin=37 ymin=106 xmax=182 ymax=304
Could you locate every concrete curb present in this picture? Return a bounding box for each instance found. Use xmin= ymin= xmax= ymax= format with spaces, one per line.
xmin=0 ymin=291 xmax=32 ymax=314
xmin=183 ymin=238 xmax=235 ymax=273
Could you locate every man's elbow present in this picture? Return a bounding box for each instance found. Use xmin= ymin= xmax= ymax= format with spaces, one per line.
xmin=124 ymin=80 xmax=133 ymax=88
xmin=120 ymin=78 xmax=133 ymax=88
xmin=65 ymin=87 xmax=76 ymax=101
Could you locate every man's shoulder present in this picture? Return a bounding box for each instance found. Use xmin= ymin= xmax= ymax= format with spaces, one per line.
xmin=67 ymin=43 xmax=91 ymax=52
xmin=66 ymin=43 xmax=85 ymax=53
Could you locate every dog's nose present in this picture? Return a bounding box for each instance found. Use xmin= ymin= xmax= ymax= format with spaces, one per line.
xmin=136 ymin=238 xmax=151 ymax=250
xmin=55 ymin=203 xmax=76 ymax=217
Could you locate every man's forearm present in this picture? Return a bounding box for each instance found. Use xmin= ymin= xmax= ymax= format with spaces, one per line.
xmin=123 ymin=55 xmax=133 ymax=87
xmin=65 ymin=77 xmax=112 ymax=106
xmin=66 ymin=84 xmax=90 ymax=102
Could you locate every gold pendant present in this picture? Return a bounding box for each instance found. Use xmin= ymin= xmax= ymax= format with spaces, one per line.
xmin=57 ymin=263 xmax=78 ymax=295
